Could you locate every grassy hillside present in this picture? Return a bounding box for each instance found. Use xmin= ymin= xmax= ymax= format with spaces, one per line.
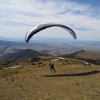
xmin=0 ymin=56 xmax=100 ymax=100
xmin=63 ymin=50 xmax=100 ymax=65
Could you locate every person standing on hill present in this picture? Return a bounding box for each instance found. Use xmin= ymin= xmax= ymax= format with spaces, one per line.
xmin=49 ymin=63 xmax=56 ymax=72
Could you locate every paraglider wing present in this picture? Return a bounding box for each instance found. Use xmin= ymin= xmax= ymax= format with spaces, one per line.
xmin=25 ymin=23 xmax=76 ymax=43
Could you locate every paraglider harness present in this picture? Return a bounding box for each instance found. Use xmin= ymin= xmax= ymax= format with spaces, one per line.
xmin=49 ymin=63 xmax=56 ymax=72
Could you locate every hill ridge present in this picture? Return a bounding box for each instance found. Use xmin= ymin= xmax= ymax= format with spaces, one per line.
xmin=62 ymin=50 xmax=100 ymax=64
xmin=4 ymin=49 xmax=44 ymax=61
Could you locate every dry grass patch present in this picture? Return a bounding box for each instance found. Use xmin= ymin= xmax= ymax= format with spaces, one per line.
xmin=0 ymin=59 xmax=100 ymax=100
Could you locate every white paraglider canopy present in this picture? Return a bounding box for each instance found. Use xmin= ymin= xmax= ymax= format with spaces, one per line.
xmin=25 ymin=23 xmax=77 ymax=43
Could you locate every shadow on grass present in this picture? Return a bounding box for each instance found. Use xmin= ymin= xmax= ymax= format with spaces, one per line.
xmin=44 ymin=70 xmax=100 ymax=77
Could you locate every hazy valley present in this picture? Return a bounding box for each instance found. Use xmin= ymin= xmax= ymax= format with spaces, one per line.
xmin=0 ymin=38 xmax=100 ymax=61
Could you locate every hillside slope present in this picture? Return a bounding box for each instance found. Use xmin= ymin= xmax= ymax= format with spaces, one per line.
xmin=5 ymin=49 xmax=44 ymax=61
xmin=0 ymin=61 xmax=100 ymax=100
xmin=63 ymin=50 xmax=100 ymax=64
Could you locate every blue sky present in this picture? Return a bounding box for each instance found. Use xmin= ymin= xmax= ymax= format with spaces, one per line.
xmin=0 ymin=0 xmax=100 ymax=41
xmin=71 ymin=0 xmax=100 ymax=7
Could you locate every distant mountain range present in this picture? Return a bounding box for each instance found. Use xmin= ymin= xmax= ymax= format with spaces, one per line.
xmin=32 ymin=37 xmax=100 ymax=46
xmin=0 ymin=36 xmax=100 ymax=46
xmin=0 ymin=40 xmax=25 ymax=46
xmin=0 ymin=36 xmax=23 ymax=41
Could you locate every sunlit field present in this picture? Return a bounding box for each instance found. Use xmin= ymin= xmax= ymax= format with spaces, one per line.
xmin=0 ymin=57 xmax=100 ymax=100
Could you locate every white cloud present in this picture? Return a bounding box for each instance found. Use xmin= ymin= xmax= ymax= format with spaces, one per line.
xmin=0 ymin=0 xmax=100 ymax=41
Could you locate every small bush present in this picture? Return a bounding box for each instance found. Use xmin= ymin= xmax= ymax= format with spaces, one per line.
xmin=31 ymin=63 xmax=36 ymax=65
xmin=11 ymin=76 xmax=15 ymax=81
xmin=38 ymin=62 xmax=42 ymax=65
